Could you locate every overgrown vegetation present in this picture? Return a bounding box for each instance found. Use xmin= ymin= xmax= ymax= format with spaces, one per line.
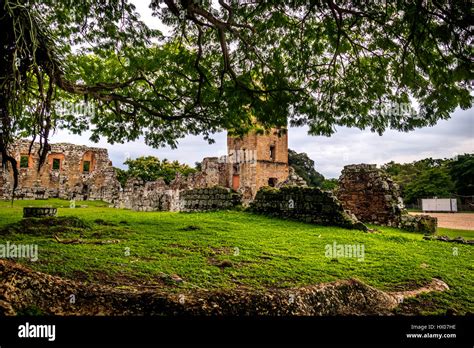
xmin=320 ymin=178 xmax=339 ymax=191
xmin=288 ymin=149 xmax=325 ymax=187
xmin=0 ymin=199 xmax=472 ymax=315
xmin=382 ymin=154 xmax=474 ymax=204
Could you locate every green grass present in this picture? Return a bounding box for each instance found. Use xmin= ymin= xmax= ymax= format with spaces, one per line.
xmin=0 ymin=199 xmax=472 ymax=315
xmin=437 ymin=227 xmax=474 ymax=240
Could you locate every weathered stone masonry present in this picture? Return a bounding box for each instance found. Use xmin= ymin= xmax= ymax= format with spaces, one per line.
xmin=120 ymin=128 xmax=291 ymax=211
xmin=119 ymin=157 xmax=230 ymax=211
xmin=227 ymin=128 xmax=289 ymax=202
xmin=180 ymin=187 xmax=242 ymax=212
xmin=2 ymin=128 xmax=292 ymax=213
xmin=337 ymin=164 xmax=405 ymax=227
xmin=0 ymin=139 xmax=438 ymax=235
xmin=250 ymin=186 xmax=367 ymax=230
xmin=0 ymin=140 xmax=120 ymax=203
xmin=337 ymin=164 xmax=437 ymax=234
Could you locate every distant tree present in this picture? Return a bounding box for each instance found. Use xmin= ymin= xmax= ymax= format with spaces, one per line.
xmin=321 ymin=178 xmax=338 ymax=191
xmin=449 ymin=154 xmax=474 ymax=196
xmin=194 ymin=161 xmax=202 ymax=171
xmin=288 ymin=149 xmax=325 ymax=187
xmin=383 ymin=161 xmax=421 ymax=193
xmin=404 ymin=167 xmax=455 ymax=204
xmin=123 ymin=156 xmax=196 ymax=185
xmin=383 ymin=157 xmax=456 ymax=204
xmin=114 ymin=167 xmax=129 ymax=189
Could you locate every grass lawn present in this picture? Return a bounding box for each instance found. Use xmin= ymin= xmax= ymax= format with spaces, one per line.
xmin=0 ymin=199 xmax=472 ymax=315
xmin=436 ymin=227 xmax=474 ymax=240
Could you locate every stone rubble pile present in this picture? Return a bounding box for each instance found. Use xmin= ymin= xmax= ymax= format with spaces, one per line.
xmin=276 ymin=166 xmax=308 ymax=188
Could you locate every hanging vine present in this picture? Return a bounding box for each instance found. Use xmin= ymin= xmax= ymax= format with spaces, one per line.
xmin=0 ymin=0 xmax=59 ymax=197
xmin=0 ymin=0 xmax=150 ymax=197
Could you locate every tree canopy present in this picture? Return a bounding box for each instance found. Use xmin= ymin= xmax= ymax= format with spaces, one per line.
xmin=449 ymin=153 xmax=474 ymax=197
xmin=382 ymin=154 xmax=474 ymax=204
xmin=1 ymin=0 xmax=472 ymax=193
xmin=288 ymin=149 xmax=325 ymax=187
xmin=116 ymin=156 xmax=197 ymax=187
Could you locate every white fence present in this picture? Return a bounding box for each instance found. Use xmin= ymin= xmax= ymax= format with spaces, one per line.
xmin=421 ymin=198 xmax=457 ymax=212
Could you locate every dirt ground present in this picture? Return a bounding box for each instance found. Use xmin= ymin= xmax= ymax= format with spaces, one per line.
xmin=409 ymin=212 xmax=474 ymax=230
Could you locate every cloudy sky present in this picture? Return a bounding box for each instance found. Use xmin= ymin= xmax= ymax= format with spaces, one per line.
xmin=49 ymin=2 xmax=474 ymax=179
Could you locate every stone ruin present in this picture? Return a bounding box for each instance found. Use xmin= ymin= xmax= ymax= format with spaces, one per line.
xmin=180 ymin=187 xmax=242 ymax=212
xmin=226 ymin=127 xmax=289 ymax=201
xmin=1 ymin=126 xmax=292 ymax=212
xmin=276 ymin=166 xmax=308 ymax=188
xmin=115 ymin=127 xmax=293 ymax=211
xmin=337 ymin=164 xmax=404 ymax=226
xmin=0 ymin=140 xmax=120 ymax=203
xmin=337 ymin=164 xmax=437 ymax=234
xmin=0 ymin=140 xmax=436 ymax=234
xmin=250 ymin=186 xmax=367 ymax=230
xmin=119 ymin=157 xmax=231 ymax=211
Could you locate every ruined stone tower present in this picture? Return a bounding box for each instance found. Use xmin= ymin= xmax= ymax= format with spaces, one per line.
xmin=227 ymin=128 xmax=289 ymax=200
xmin=0 ymin=140 xmax=120 ymax=202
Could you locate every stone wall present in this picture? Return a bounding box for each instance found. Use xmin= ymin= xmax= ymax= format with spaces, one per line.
xmin=249 ymin=186 xmax=367 ymax=230
xmin=2 ymin=129 xmax=290 ymax=211
xmin=180 ymin=187 xmax=242 ymax=212
xmin=337 ymin=164 xmax=404 ymax=226
xmin=119 ymin=157 xmax=232 ymax=212
xmin=120 ymin=177 xmax=178 ymax=211
xmin=0 ymin=140 xmax=120 ymax=203
xmin=400 ymin=214 xmax=437 ymax=235
xmin=337 ymin=164 xmax=437 ymax=233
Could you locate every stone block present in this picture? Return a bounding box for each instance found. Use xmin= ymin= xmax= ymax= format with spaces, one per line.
xmin=400 ymin=214 xmax=437 ymax=234
xmin=250 ymin=186 xmax=366 ymax=230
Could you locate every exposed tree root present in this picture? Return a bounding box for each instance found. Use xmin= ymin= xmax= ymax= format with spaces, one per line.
xmin=52 ymin=234 xmax=120 ymax=245
xmin=0 ymin=260 xmax=448 ymax=316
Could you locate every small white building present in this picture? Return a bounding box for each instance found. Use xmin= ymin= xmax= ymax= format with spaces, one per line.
xmin=421 ymin=198 xmax=457 ymax=212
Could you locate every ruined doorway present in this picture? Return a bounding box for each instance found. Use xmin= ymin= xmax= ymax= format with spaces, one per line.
xmin=82 ymin=184 xmax=89 ymax=200
xmin=268 ymin=178 xmax=277 ymax=187
xmin=232 ymin=175 xmax=240 ymax=191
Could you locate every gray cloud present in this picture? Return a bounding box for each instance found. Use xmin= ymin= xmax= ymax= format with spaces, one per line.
xmin=288 ymin=108 xmax=473 ymax=178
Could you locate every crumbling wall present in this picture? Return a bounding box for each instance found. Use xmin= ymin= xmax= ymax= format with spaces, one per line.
xmin=119 ymin=157 xmax=232 ymax=212
xmin=337 ymin=164 xmax=436 ymax=233
xmin=180 ymin=187 xmax=242 ymax=212
xmin=337 ymin=164 xmax=404 ymax=226
xmin=276 ymin=166 xmax=307 ymax=188
xmin=120 ymin=178 xmax=177 ymax=211
xmin=400 ymin=214 xmax=437 ymax=234
xmin=249 ymin=186 xmax=367 ymax=230
xmin=0 ymin=140 xmax=120 ymax=203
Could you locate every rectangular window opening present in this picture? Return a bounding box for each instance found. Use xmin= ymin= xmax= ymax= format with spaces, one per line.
xmin=270 ymin=145 xmax=276 ymax=161
xmin=52 ymin=158 xmax=61 ymax=170
xmin=20 ymin=155 xmax=29 ymax=168
xmin=83 ymin=161 xmax=91 ymax=173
